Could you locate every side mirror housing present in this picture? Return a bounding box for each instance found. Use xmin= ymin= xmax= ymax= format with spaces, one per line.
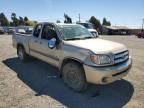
xmin=48 ymin=38 xmax=56 ymax=49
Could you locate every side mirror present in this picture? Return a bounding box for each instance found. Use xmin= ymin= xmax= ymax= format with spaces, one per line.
xmin=48 ymin=38 xmax=56 ymax=49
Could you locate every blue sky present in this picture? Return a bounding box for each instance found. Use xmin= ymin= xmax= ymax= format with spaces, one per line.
xmin=0 ymin=0 xmax=144 ymax=28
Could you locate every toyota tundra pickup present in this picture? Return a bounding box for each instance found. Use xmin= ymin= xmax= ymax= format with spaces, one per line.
xmin=12 ymin=22 xmax=132 ymax=92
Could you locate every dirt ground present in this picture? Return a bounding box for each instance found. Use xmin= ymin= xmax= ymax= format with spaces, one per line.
xmin=0 ymin=35 xmax=144 ymax=108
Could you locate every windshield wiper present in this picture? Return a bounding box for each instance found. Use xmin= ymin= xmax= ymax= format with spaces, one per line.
xmin=64 ymin=36 xmax=94 ymax=41
xmin=64 ymin=37 xmax=83 ymax=41
xmin=82 ymin=37 xmax=94 ymax=39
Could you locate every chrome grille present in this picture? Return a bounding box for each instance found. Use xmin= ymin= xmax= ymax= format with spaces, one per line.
xmin=114 ymin=50 xmax=129 ymax=64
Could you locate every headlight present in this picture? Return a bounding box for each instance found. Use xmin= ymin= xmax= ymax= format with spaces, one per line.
xmin=90 ymin=54 xmax=111 ymax=65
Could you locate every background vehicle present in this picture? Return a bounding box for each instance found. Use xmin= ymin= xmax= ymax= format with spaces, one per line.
xmin=77 ymin=22 xmax=99 ymax=37
xmin=136 ymin=31 xmax=144 ymax=38
xmin=16 ymin=28 xmax=26 ymax=34
xmin=15 ymin=26 xmax=33 ymax=34
xmin=7 ymin=27 xmax=15 ymax=35
xmin=12 ymin=22 xmax=132 ymax=92
xmin=26 ymin=27 xmax=33 ymax=34
xmin=0 ymin=27 xmax=5 ymax=34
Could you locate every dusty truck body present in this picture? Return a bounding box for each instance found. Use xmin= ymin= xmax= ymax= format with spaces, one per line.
xmin=12 ymin=22 xmax=132 ymax=92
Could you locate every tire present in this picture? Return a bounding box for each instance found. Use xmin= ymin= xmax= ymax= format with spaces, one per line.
xmin=62 ymin=61 xmax=88 ymax=92
xmin=17 ymin=46 xmax=28 ymax=62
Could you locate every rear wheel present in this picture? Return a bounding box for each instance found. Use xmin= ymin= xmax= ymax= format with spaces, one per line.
xmin=62 ymin=61 xmax=88 ymax=92
xmin=17 ymin=46 xmax=28 ymax=62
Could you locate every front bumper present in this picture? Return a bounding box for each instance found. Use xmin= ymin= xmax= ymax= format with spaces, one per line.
xmin=84 ymin=57 xmax=132 ymax=84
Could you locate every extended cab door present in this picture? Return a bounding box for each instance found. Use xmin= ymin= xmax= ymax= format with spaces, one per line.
xmin=29 ymin=24 xmax=43 ymax=58
xmin=30 ymin=23 xmax=60 ymax=67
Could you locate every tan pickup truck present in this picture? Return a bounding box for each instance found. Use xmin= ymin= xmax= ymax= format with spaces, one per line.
xmin=12 ymin=22 xmax=132 ymax=92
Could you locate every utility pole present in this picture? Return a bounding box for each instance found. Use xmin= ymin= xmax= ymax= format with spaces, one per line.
xmin=142 ymin=18 xmax=144 ymax=31
xmin=78 ymin=13 xmax=81 ymax=23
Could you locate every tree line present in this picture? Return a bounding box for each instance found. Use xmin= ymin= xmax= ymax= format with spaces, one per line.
xmin=0 ymin=11 xmax=111 ymax=31
xmin=0 ymin=12 xmax=37 ymax=26
xmin=63 ymin=14 xmax=111 ymax=32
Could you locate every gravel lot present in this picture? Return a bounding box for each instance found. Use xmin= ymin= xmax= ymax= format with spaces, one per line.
xmin=0 ymin=35 xmax=144 ymax=108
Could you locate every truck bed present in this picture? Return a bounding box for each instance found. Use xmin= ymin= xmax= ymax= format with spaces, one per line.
xmin=12 ymin=33 xmax=32 ymax=54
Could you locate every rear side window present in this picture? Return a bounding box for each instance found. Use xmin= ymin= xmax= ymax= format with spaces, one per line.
xmin=33 ymin=25 xmax=42 ymax=37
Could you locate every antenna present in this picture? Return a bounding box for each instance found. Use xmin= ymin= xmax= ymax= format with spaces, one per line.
xmin=78 ymin=13 xmax=81 ymax=23
xmin=142 ymin=18 xmax=144 ymax=30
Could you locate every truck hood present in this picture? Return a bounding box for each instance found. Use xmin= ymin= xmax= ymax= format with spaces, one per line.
xmin=64 ymin=38 xmax=127 ymax=54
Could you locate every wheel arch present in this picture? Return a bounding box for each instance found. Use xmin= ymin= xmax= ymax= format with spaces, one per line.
xmin=59 ymin=57 xmax=84 ymax=77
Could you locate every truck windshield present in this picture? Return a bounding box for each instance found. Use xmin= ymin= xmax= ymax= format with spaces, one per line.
xmin=58 ymin=25 xmax=94 ymax=40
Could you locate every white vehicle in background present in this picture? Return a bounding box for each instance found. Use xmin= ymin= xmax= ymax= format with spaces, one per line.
xmin=15 ymin=26 xmax=33 ymax=34
xmin=77 ymin=22 xmax=98 ymax=37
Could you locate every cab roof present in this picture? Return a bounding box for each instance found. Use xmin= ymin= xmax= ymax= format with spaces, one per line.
xmin=37 ymin=22 xmax=78 ymax=26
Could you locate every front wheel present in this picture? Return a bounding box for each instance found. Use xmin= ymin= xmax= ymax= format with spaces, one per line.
xmin=62 ymin=62 xmax=88 ymax=92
